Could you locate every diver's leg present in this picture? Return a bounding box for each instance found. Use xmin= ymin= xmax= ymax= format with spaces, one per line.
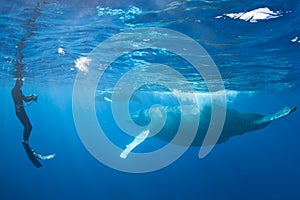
xmin=16 ymin=110 xmax=32 ymax=143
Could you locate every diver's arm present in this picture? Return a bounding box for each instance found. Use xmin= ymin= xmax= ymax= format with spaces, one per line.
xmin=23 ymin=94 xmax=38 ymax=102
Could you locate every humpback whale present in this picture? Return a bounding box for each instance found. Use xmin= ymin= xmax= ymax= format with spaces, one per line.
xmin=120 ymin=103 xmax=296 ymax=158
xmin=135 ymin=104 xmax=296 ymax=146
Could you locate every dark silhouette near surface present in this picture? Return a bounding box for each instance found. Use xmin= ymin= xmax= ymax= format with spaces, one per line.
xmin=11 ymin=79 xmax=37 ymax=146
xmin=10 ymin=2 xmax=55 ymax=168
xmin=11 ymin=78 xmax=55 ymax=168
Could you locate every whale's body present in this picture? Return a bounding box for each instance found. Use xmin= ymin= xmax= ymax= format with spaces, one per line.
xmin=132 ymin=104 xmax=296 ymax=146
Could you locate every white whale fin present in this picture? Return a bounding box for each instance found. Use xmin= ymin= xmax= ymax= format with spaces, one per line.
xmin=120 ymin=130 xmax=150 ymax=159
xmin=255 ymin=106 xmax=297 ymax=124
xmin=104 ymin=97 xmax=112 ymax=102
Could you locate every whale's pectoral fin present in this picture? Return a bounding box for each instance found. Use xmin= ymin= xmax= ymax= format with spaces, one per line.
xmin=255 ymin=106 xmax=297 ymax=124
xmin=120 ymin=130 xmax=150 ymax=159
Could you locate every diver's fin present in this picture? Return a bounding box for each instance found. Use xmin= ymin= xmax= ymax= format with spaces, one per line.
xmin=33 ymin=152 xmax=55 ymax=160
xmin=22 ymin=142 xmax=42 ymax=168
xmin=255 ymin=106 xmax=297 ymax=124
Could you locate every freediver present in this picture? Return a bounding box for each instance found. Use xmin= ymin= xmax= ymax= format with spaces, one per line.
xmin=11 ymin=78 xmax=38 ymax=147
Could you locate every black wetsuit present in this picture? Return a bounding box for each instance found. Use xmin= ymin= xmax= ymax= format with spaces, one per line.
xmin=11 ymin=84 xmax=35 ymax=142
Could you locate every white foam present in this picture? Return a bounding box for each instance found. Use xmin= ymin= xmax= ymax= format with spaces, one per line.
xmin=57 ymin=47 xmax=65 ymax=54
xmin=218 ymin=7 xmax=282 ymax=23
xmin=149 ymin=89 xmax=243 ymax=106
xmin=74 ymin=57 xmax=91 ymax=73
xmin=173 ymin=89 xmax=198 ymax=104
xmin=96 ymin=5 xmax=142 ymax=22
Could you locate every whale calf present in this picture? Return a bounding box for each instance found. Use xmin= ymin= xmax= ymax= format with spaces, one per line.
xmin=120 ymin=104 xmax=297 ymax=158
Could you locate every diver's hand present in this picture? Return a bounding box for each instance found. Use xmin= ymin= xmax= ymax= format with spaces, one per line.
xmin=31 ymin=94 xmax=38 ymax=102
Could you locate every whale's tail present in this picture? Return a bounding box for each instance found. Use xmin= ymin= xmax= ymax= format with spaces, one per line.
xmin=255 ymin=106 xmax=297 ymax=124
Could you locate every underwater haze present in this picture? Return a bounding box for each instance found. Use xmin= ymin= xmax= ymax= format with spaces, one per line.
xmin=1 ymin=0 xmax=300 ymax=199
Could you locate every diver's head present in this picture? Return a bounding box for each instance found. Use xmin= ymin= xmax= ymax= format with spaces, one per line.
xmin=15 ymin=78 xmax=23 ymax=88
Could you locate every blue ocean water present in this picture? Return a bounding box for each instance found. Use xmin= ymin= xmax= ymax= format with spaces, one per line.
xmin=1 ymin=0 xmax=299 ymax=199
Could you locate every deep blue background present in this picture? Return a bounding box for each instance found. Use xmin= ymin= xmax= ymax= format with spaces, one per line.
xmin=1 ymin=0 xmax=300 ymax=199
xmin=1 ymin=83 xmax=299 ymax=200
